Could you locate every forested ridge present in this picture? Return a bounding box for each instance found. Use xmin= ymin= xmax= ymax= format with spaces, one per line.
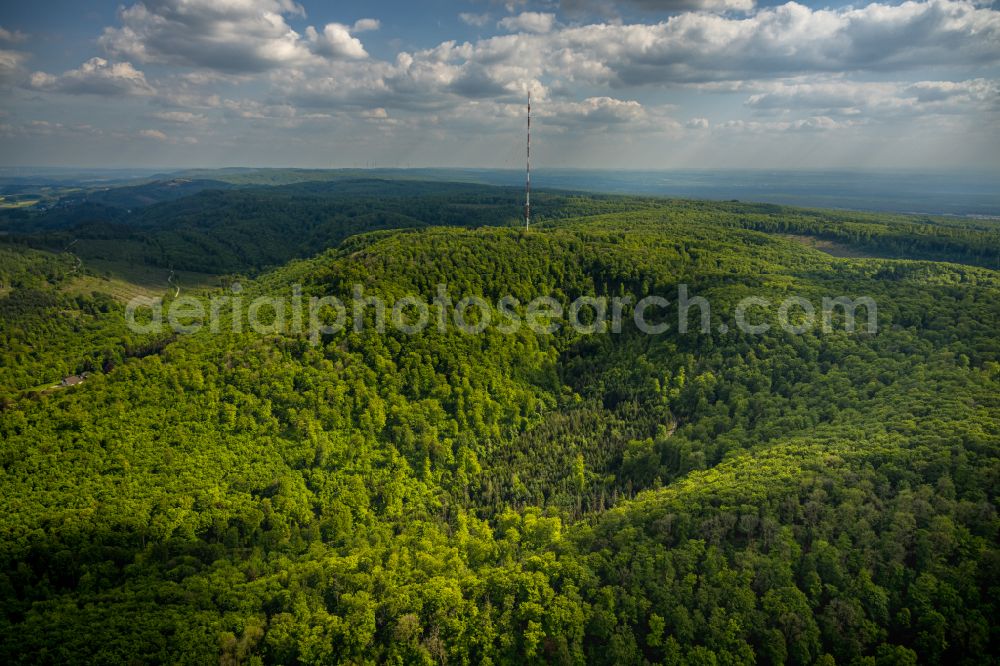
xmin=3 ymin=179 xmax=998 ymax=274
xmin=0 ymin=184 xmax=998 ymax=664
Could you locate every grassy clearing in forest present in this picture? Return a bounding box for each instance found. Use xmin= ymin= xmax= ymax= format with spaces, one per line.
xmin=62 ymin=260 xmax=222 ymax=302
xmin=781 ymin=233 xmax=881 ymax=259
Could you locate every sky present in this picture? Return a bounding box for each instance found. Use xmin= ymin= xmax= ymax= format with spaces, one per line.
xmin=0 ymin=0 xmax=998 ymax=169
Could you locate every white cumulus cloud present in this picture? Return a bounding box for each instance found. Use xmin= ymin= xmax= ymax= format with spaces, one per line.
xmin=0 ymin=49 xmax=29 ymax=83
xmin=459 ymin=13 xmax=492 ymax=27
xmin=562 ymin=0 xmax=755 ymax=14
xmin=151 ymin=110 xmax=208 ymax=124
xmin=288 ymin=0 xmax=1000 ymax=115
xmin=99 ymin=0 xmax=371 ymax=73
xmin=351 ymin=19 xmax=380 ymax=33
xmin=305 ymin=23 xmax=368 ymax=59
xmin=745 ymin=78 xmax=1000 ymax=119
xmin=498 ymin=12 xmax=557 ymax=34
xmin=0 ymin=25 xmax=28 ymax=43
xmin=28 ymin=57 xmax=155 ymax=96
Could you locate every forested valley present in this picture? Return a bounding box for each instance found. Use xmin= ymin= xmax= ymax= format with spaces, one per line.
xmin=0 ymin=176 xmax=997 ymax=664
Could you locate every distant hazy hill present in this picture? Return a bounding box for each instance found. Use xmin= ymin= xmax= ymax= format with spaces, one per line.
xmin=57 ymin=178 xmax=237 ymax=209
xmin=5 ymin=167 xmax=996 ymax=216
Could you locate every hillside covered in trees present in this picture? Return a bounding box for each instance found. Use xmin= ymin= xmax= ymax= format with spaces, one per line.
xmin=0 ymin=179 xmax=998 ymax=664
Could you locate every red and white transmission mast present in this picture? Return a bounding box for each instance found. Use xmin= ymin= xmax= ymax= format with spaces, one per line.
xmin=525 ymin=91 xmax=531 ymax=231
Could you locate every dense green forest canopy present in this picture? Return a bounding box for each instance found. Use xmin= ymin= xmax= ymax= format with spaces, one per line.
xmin=0 ymin=180 xmax=998 ymax=664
